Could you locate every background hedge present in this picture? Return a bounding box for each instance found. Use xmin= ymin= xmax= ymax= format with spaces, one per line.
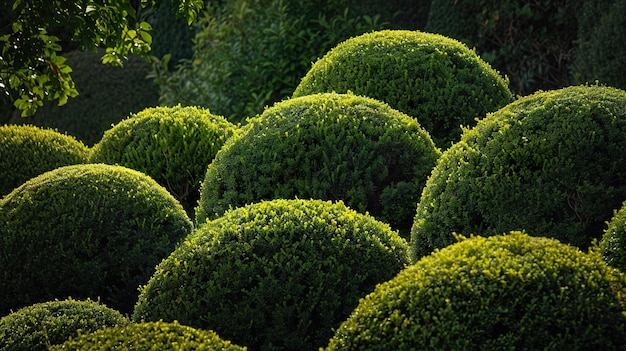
xmin=0 ymin=298 xmax=129 ymax=351
xmin=196 ymin=93 xmax=440 ymax=236
xmin=0 ymin=164 xmax=192 ymax=315
xmin=411 ymin=85 xmax=626 ymax=260
xmin=134 ymin=199 xmax=409 ymax=351
xmin=326 ymin=231 xmax=626 ymax=350
xmin=49 ymin=321 xmax=247 ymax=351
xmin=293 ymin=30 xmax=513 ymax=147
xmin=90 ymin=105 xmax=238 ymax=214
xmin=0 ymin=124 xmax=89 ymax=197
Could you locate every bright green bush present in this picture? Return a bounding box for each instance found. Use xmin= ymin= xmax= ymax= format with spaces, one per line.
xmin=425 ymin=0 xmax=580 ymax=95
xmin=571 ymin=0 xmax=626 ymax=90
xmin=292 ymin=30 xmax=513 ymax=147
xmin=8 ymin=49 xmax=159 ymax=146
xmin=155 ymin=0 xmax=388 ymax=123
xmin=49 ymin=320 xmax=247 ymax=351
xmin=196 ymin=93 xmax=440 ymax=235
xmin=411 ymin=85 xmax=626 ymax=260
xmin=601 ymin=200 xmax=626 ymax=272
xmin=90 ymin=105 xmax=238 ymax=214
xmin=0 ymin=124 xmax=89 ymax=197
xmin=0 ymin=298 xmax=129 ymax=351
xmin=0 ymin=164 xmax=192 ymax=315
xmin=134 ymin=199 xmax=409 ymax=351
xmin=326 ymin=231 xmax=626 ymax=350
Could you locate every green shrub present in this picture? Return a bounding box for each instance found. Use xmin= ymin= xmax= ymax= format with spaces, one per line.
xmin=8 ymin=49 xmax=159 ymax=146
xmin=90 ymin=105 xmax=238 ymax=214
xmin=571 ymin=0 xmax=626 ymax=90
xmin=0 ymin=164 xmax=193 ymax=315
xmin=0 ymin=298 xmax=129 ymax=351
xmin=49 ymin=320 xmax=247 ymax=351
xmin=134 ymin=199 xmax=409 ymax=351
xmin=411 ymin=85 xmax=626 ymax=260
xmin=293 ymin=30 xmax=513 ymax=148
xmin=425 ymin=0 xmax=581 ymax=95
xmin=154 ymin=0 xmax=388 ymax=123
xmin=0 ymin=124 xmax=89 ymax=197
xmin=326 ymin=231 xmax=626 ymax=350
xmin=195 ymin=93 xmax=440 ymax=235
xmin=601 ymin=200 xmax=626 ymax=272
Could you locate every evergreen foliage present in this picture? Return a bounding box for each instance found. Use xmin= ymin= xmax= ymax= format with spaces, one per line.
xmin=601 ymin=200 xmax=626 ymax=273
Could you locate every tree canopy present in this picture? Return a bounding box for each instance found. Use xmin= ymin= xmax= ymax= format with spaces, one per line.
xmin=1 ymin=0 xmax=203 ymax=116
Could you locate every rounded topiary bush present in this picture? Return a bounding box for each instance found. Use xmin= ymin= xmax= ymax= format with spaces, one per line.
xmin=411 ymin=85 xmax=626 ymax=260
xmin=0 ymin=298 xmax=129 ymax=351
xmin=49 ymin=321 xmax=246 ymax=351
xmin=0 ymin=163 xmax=193 ymax=315
xmin=292 ymin=30 xmax=513 ymax=147
xmin=0 ymin=124 xmax=89 ymax=196
xmin=134 ymin=199 xmax=409 ymax=351
xmin=196 ymin=93 xmax=440 ymax=235
xmin=326 ymin=231 xmax=626 ymax=350
xmin=601 ymin=200 xmax=626 ymax=272
xmin=90 ymin=105 xmax=238 ymax=214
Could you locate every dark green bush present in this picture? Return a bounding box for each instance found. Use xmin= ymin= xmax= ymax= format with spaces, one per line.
xmin=411 ymin=85 xmax=626 ymax=260
xmin=155 ymin=0 xmax=388 ymax=123
xmin=326 ymin=231 xmax=626 ymax=350
xmin=8 ymin=49 xmax=159 ymax=146
xmin=195 ymin=93 xmax=440 ymax=235
xmin=49 ymin=320 xmax=246 ymax=351
xmin=0 ymin=298 xmax=129 ymax=351
xmin=293 ymin=30 xmax=513 ymax=147
xmin=571 ymin=0 xmax=626 ymax=90
xmin=0 ymin=163 xmax=192 ymax=315
xmin=426 ymin=0 xmax=581 ymax=95
xmin=90 ymin=105 xmax=238 ymax=214
xmin=0 ymin=124 xmax=89 ymax=197
xmin=601 ymin=200 xmax=626 ymax=272
xmin=134 ymin=199 xmax=409 ymax=351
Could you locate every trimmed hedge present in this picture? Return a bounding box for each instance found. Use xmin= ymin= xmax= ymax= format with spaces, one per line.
xmin=49 ymin=321 xmax=246 ymax=351
xmin=601 ymin=200 xmax=626 ymax=272
xmin=90 ymin=105 xmax=238 ymax=214
xmin=292 ymin=30 xmax=513 ymax=147
xmin=0 ymin=164 xmax=192 ymax=315
xmin=411 ymin=85 xmax=626 ymax=260
xmin=326 ymin=231 xmax=626 ymax=350
xmin=0 ymin=298 xmax=129 ymax=351
xmin=196 ymin=93 xmax=440 ymax=236
xmin=134 ymin=199 xmax=409 ymax=351
xmin=0 ymin=124 xmax=90 ymax=197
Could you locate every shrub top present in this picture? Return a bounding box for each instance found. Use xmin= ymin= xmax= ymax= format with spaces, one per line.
xmin=293 ymin=29 xmax=513 ymax=147
xmin=0 ymin=298 xmax=129 ymax=351
xmin=90 ymin=105 xmax=238 ymax=214
xmin=0 ymin=163 xmax=192 ymax=315
xmin=326 ymin=231 xmax=626 ymax=350
xmin=134 ymin=199 xmax=409 ymax=351
xmin=411 ymin=85 xmax=626 ymax=260
xmin=49 ymin=321 xmax=247 ymax=351
xmin=0 ymin=124 xmax=89 ymax=197
xmin=196 ymin=92 xmax=440 ymax=235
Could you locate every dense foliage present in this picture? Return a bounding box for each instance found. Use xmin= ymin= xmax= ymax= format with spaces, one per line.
xmin=425 ymin=0 xmax=581 ymax=95
xmin=601 ymin=200 xmax=626 ymax=273
xmin=134 ymin=199 xmax=409 ymax=350
xmin=326 ymin=231 xmax=626 ymax=350
xmin=0 ymin=124 xmax=89 ymax=196
xmin=196 ymin=93 xmax=440 ymax=235
xmin=293 ymin=30 xmax=513 ymax=147
xmin=411 ymin=85 xmax=626 ymax=260
xmin=8 ymin=49 xmax=160 ymax=146
xmin=90 ymin=105 xmax=237 ymax=214
xmin=0 ymin=298 xmax=129 ymax=351
xmin=0 ymin=164 xmax=192 ymax=315
xmin=49 ymin=321 xmax=246 ymax=351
